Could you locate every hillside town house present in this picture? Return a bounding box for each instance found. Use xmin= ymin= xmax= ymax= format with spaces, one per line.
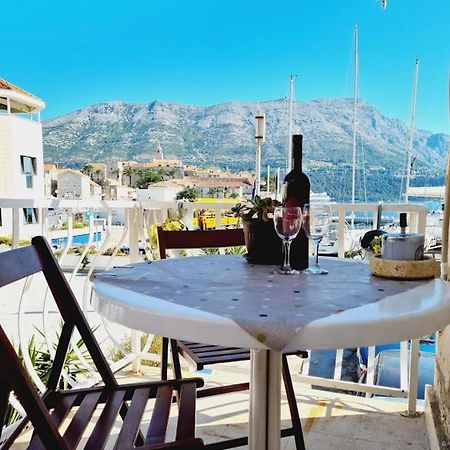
xmin=43 ymin=162 xmax=58 ymax=197
xmin=57 ymin=169 xmax=102 ymax=200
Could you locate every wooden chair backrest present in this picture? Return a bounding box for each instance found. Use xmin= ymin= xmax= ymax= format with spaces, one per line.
xmin=0 ymin=236 xmax=116 ymax=446
xmin=157 ymin=227 xmax=245 ymax=259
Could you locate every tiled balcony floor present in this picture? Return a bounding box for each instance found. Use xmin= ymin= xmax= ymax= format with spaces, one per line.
xmin=11 ymin=361 xmax=429 ymax=449
xmin=134 ymin=363 xmax=429 ymax=450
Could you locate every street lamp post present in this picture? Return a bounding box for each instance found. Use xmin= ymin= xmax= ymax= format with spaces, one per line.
xmin=255 ymin=109 xmax=265 ymax=197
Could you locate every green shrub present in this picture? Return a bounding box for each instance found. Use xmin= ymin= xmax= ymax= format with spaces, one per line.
xmin=148 ymin=218 xmax=185 ymax=250
xmin=225 ymin=246 xmax=246 ymax=255
xmin=60 ymin=221 xmax=87 ymax=230
xmin=102 ymin=247 xmax=128 ymax=257
xmin=0 ymin=237 xmax=30 ymax=247
xmin=110 ymin=334 xmax=163 ymax=368
xmin=200 ymin=248 xmax=220 ymax=256
xmin=0 ymin=236 xmax=12 ymax=246
xmin=5 ymin=323 xmax=95 ymax=426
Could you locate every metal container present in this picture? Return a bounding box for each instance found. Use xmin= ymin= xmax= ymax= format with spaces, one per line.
xmin=381 ymin=232 xmax=424 ymax=261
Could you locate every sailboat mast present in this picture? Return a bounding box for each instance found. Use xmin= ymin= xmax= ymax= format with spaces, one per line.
xmin=404 ymin=58 xmax=420 ymax=203
xmin=351 ymin=24 xmax=359 ymax=207
xmin=287 ymin=75 xmax=295 ymax=172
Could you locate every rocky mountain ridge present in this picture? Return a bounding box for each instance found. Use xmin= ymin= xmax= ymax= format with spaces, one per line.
xmin=43 ymin=98 xmax=450 ymax=201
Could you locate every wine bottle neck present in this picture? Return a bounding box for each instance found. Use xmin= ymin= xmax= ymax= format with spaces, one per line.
xmin=292 ymin=135 xmax=303 ymax=173
xmin=293 ymin=153 xmax=302 ymax=172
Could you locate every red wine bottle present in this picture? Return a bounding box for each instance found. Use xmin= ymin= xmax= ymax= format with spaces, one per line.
xmin=282 ymin=134 xmax=310 ymax=270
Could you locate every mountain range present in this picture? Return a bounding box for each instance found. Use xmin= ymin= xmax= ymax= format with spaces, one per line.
xmin=43 ymin=98 xmax=450 ymax=201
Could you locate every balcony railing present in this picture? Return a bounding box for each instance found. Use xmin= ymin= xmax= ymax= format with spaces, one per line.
xmin=0 ymin=198 xmax=431 ymax=442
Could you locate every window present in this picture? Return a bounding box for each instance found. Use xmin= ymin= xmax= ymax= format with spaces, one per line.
xmin=20 ymin=156 xmax=37 ymax=188
xmin=23 ymin=208 xmax=38 ymax=224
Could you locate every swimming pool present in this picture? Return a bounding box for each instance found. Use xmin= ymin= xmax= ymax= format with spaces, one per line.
xmin=51 ymin=232 xmax=102 ymax=247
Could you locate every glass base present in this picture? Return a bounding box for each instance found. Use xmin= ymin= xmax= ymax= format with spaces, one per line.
xmin=278 ymin=268 xmax=299 ymax=275
xmin=304 ymin=266 xmax=328 ymax=275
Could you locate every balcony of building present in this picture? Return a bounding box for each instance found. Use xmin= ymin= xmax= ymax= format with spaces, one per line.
xmin=0 ymin=197 xmax=448 ymax=449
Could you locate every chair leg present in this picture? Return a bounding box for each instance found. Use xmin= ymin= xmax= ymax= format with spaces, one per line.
xmin=282 ymin=355 xmax=306 ymax=450
xmin=170 ymin=339 xmax=183 ymax=380
xmin=170 ymin=339 xmax=184 ymax=405
xmin=161 ymin=337 xmax=169 ymax=380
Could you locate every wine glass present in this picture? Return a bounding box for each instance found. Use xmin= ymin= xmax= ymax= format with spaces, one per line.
xmin=303 ymin=204 xmax=332 ymax=275
xmin=273 ymin=206 xmax=303 ymax=275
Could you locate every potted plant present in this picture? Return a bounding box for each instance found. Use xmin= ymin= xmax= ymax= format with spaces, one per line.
xmin=231 ymin=196 xmax=283 ymax=264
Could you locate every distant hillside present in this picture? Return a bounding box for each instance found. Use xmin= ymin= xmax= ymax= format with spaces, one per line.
xmin=43 ymin=98 xmax=450 ymax=201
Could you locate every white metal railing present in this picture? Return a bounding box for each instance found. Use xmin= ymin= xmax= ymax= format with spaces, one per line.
xmin=331 ymin=202 xmax=428 ymax=258
xmin=0 ymin=198 xmax=434 ymax=437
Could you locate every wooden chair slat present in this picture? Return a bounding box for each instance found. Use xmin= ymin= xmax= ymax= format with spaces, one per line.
xmin=157 ymin=228 xmax=245 ymax=259
xmin=84 ymin=390 xmax=127 ymax=450
xmin=0 ymin=245 xmax=42 ymax=288
xmin=161 ymin=336 xmax=169 ymax=380
xmin=198 ymin=383 xmax=250 ymax=398
xmin=32 ymin=237 xmax=117 ymax=389
xmin=191 ymin=347 xmax=248 ymax=356
xmin=113 ymin=387 xmax=150 ymax=449
xmin=145 ymin=384 xmax=173 ymax=445
xmin=63 ymin=391 xmax=102 ymax=448
xmin=46 ymin=322 xmax=74 ymax=391
xmin=139 ymin=438 xmax=205 ymax=449
xmin=28 ymin=393 xmax=78 ymax=450
xmin=175 ymin=382 xmax=197 ymax=441
xmin=196 ymin=353 xmax=254 ymax=366
xmin=0 ymin=383 xmax=10 ymax=441
xmin=178 ymin=343 xmax=219 ymax=349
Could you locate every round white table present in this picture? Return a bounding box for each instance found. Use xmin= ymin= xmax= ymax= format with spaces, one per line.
xmin=92 ymin=256 xmax=450 ymax=450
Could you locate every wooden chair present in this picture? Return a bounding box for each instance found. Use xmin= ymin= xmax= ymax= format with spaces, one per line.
xmin=157 ymin=227 xmax=306 ymax=450
xmin=0 ymin=236 xmax=204 ymax=450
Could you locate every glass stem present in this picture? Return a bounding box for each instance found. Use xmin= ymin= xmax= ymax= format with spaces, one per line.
xmin=283 ymin=240 xmax=292 ymax=272
xmin=315 ymin=238 xmax=322 ymax=268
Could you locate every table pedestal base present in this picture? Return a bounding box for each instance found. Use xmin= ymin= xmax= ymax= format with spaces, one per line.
xmin=249 ymin=349 xmax=282 ymax=450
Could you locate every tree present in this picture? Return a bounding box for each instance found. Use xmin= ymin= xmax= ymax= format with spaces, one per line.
xmin=123 ymin=164 xmax=134 ymax=187
xmin=94 ymin=169 xmax=102 ymax=182
xmin=164 ymin=168 xmax=177 ymax=179
xmin=110 ymin=168 xmax=120 ymax=181
xmin=136 ymin=170 xmax=164 ymax=189
xmin=207 ymin=187 xmax=220 ymax=198
xmin=262 ymin=176 xmax=277 ymax=193
xmin=81 ymin=164 xmax=94 ymax=178
xmin=176 ymin=186 xmax=200 ymax=201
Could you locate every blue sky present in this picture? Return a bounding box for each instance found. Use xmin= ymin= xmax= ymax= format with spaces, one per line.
xmin=2 ymin=0 xmax=449 ymax=132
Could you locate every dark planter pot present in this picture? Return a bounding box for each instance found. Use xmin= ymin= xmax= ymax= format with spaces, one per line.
xmin=242 ymin=220 xmax=283 ymax=265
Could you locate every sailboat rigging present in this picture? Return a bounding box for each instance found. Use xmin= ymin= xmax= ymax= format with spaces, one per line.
xmin=351 ymin=24 xmax=359 ymax=210
xmin=400 ymin=58 xmax=420 ymax=203
xmin=286 ymin=74 xmax=297 ymax=172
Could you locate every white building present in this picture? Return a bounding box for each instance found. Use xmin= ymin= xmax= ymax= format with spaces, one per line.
xmin=101 ymin=177 xmax=131 ymax=200
xmin=43 ymin=163 xmax=58 ymax=197
xmin=0 ymin=79 xmax=45 ymax=239
xmin=57 ymin=169 xmax=102 ymax=200
xmin=137 ymin=179 xmax=190 ymax=202
xmin=105 ymin=160 xmax=123 ymax=183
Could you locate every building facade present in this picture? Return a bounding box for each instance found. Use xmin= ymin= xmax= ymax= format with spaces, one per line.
xmin=0 ymin=79 xmax=45 ymax=239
